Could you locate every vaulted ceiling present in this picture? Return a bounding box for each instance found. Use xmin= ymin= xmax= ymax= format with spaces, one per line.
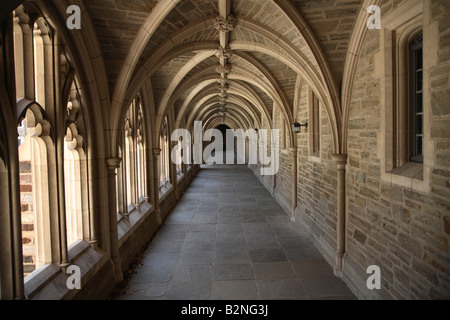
xmin=84 ymin=0 xmax=363 ymax=134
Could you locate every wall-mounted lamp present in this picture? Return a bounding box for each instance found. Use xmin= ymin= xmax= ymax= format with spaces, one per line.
xmin=292 ymin=121 xmax=308 ymax=134
xmin=254 ymin=128 xmax=259 ymax=133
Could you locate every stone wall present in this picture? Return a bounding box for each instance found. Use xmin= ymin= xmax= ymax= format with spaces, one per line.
xmin=251 ymin=0 xmax=450 ymax=300
xmin=343 ymin=0 xmax=450 ymax=300
xmin=273 ymin=103 xmax=292 ymax=212
xmin=252 ymin=82 xmax=339 ymax=266
xmin=293 ymin=83 xmax=339 ymax=266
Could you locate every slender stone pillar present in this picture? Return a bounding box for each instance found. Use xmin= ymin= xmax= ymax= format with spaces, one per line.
xmin=105 ymin=158 xmax=123 ymax=282
xmin=288 ymin=146 xmax=298 ymax=221
xmin=54 ymin=38 xmax=69 ymax=272
xmin=152 ymin=149 xmax=163 ymax=225
xmin=171 ymin=141 xmax=179 ymax=200
xmin=331 ymin=153 xmax=348 ymax=277
xmin=9 ymin=149 xmax=25 ymax=300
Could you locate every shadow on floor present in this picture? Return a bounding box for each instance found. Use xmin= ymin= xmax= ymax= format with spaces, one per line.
xmin=113 ymin=163 xmax=356 ymax=300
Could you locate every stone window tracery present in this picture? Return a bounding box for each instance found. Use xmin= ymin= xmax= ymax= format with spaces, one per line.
xmin=116 ymin=95 xmax=147 ymax=216
xmin=13 ymin=4 xmax=93 ymax=281
xmin=159 ymin=116 xmax=170 ymax=189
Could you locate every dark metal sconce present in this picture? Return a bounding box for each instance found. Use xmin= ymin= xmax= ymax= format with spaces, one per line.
xmin=292 ymin=121 xmax=308 ymax=133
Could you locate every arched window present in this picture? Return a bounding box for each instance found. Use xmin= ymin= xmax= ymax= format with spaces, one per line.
xmin=33 ymin=20 xmax=46 ymax=107
xmin=64 ymin=122 xmax=86 ymax=247
xmin=116 ymin=143 xmax=125 ymax=214
xmin=116 ymin=95 xmax=148 ymax=216
xmin=13 ymin=5 xmax=92 ymax=282
xmin=124 ymin=117 xmax=134 ymax=207
xmin=18 ymin=105 xmax=53 ymax=277
xmin=176 ymin=136 xmax=183 ymax=177
xmin=13 ymin=13 xmax=25 ymax=100
xmin=410 ymin=32 xmax=423 ymax=163
xmin=378 ymin=2 xmax=433 ymax=192
xmin=136 ymin=105 xmax=146 ymax=199
xmin=14 ymin=6 xmax=56 ymax=277
xmin=159 ymin=116 xmax=170 ymax=189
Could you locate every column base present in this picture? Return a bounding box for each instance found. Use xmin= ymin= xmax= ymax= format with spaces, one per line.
xmin=334 ymin=252 xmax=345 ymax=278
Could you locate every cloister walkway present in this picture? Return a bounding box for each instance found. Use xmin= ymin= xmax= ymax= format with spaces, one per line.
xmin=115 ymin=163 xmax=355 ymax=300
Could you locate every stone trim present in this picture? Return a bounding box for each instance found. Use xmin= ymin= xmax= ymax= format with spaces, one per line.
xmin=375 ymin=0 xmax=436 ymax=193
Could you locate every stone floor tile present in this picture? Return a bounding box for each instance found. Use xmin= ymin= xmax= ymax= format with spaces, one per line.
xmin=129 ymin=266 xmax=174 ymax=284
xmin=290 ymin=261 xmax=335 ymax=278
xmin=179 ymin=250 xmax=214 ymax=265
xmin=283 ymin=247 xmax=325 ymax=262
xmin=149 ymin=239 xmax=185 ymax=253
xmin=115 ymin=164 xmax=355 ymax=300
xmin=252 ymin=262 xmax=296 ymax=279
xmin=249 ymin=248 xmax=287 ymax=263
xmin=126 ymin=282 xmax=168 ymax=299
xmin=141 ymin=252 xmax=179 ymax=268
xmin=256 ymin=279 xmax=307 ymax=300
xmin=212 ymin=280 xmax=259 ymax=300
xmin=214 ymin=249 xmax=251 ymax=263
xmin=164 ymin=282 xmax=212 ymax=300
xmin=172 ymin=264 xmax=213 ymax=282
xmin=300 ymin=276 xmax=355 ymax=299
xmin=213 ymin=263 xmax=254 ymax=281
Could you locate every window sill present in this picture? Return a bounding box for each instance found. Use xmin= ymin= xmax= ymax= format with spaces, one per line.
xmin=309 ymin=153 xmax=321 ymax=164
xmin=25 ymin=241 xmax=106 ymax=300
xmin=159 ymin=183 xmax=173 ymax=202
xmin=382 ymin=161 xmax=430 ymax=194
xmin=24 ymin=264 xmax=60 ymax=299
xmin=388 ymin=162 xmax=423 ymax=180
xmin=118 ymin=201 xmax=154 ymax=245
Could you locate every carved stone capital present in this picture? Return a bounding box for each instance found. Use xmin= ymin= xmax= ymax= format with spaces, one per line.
xmin=331 ymin=153 xmax=348 ymax=169
xmin=288 ymin=146 xmax=298 ymax=156
xmin=214 ymin=15 xmax=236 ymax=32
xmin=106 ymin=158 xmax=122 ymax=170
xmin=216 ymin=64 xmax=232 ymax=74
xmin=152 ymin=148 xmax=161 ymax=159
xmin=217 ymin=83 xmax=230 ymax=91
xmin=217 ymin=77 xmax=229 ymax=86
xmin=215 ymin=46 xmax=233 ymax=59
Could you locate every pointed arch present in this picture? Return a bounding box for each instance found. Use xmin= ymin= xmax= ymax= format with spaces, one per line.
xmin=110 ymin=0 xmax=181 ymax=156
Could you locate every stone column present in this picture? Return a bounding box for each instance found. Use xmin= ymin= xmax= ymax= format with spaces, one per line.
xmin=54 ymin=38 xmax=69 ymax=272
xmin=106 ymin=158 xmax=123 ymax=282
xmin=152 ymin=149 xmax=163 ymax=225
xmin=6 ymin=150 xmax=25 ymax=300
xmin=289 ymin=146 xmax=298 ymax=221
xmin=331 ymin=153 xmax=348 ymax=277
xmin=171 ymin=141 xmax=179 ymax=200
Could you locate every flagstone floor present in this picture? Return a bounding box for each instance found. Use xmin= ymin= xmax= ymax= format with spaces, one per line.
xmin=115 ymin=163 xmax=355 ymax=300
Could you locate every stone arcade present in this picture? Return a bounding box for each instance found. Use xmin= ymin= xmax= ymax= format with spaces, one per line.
xmin=0 ymin=0 xmax=449 ymax=300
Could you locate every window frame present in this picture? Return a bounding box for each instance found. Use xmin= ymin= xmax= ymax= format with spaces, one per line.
xmin=309 ymin=89 xmax=321 ymax=158
xmin=377 ymin=0 xmax=436 ymax=193
xmin=410 ymin=32 xmax=424 ymax=164
xmin=116 ymin=95 xmax=148 ymax=217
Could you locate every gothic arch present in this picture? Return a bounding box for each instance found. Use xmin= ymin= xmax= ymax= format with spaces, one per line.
xmin=18 ymin=103 xmax=55 ymax=269
xmin=341 ymin=0 xmax=383 ymax=154
xmin=115 ymin=6 xmax=343 ymax=153
xmin=110 ymin=0 xmax=182 ymax=150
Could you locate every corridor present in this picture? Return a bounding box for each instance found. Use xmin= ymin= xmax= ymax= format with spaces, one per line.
xmin=115 ymin=164 xmax=355 ymax=300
